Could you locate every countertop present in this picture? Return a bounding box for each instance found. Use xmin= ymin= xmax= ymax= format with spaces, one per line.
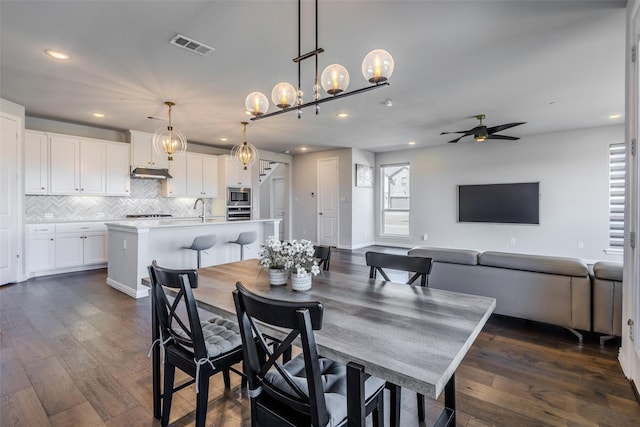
xmin=105 ymin=217 xmax=279 ymax=231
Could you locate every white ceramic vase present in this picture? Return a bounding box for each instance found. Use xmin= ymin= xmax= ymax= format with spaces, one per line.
xmin=291 ymin=272 xmax=312 ymax=291
xmin=268 ymin=268 xmax=288 ymax=286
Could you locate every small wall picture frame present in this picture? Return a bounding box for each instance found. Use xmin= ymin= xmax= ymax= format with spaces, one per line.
xmin=356 ymin=164 xmax=373 ymax=188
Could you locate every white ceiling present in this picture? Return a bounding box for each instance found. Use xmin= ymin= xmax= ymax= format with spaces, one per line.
xmin=0 ymin=0 xmax=627 ymax=154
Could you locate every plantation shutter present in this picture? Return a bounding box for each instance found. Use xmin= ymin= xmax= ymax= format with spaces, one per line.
xmin=609 ymin=143 xmax=626 ymax=248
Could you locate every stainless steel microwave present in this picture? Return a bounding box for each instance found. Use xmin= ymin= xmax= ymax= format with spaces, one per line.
xmin=227 ymin=187 xmax=251 ymax=206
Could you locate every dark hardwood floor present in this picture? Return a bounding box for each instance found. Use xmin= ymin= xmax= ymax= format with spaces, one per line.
xmin=1 ymin=246 xmax=638 ymax=426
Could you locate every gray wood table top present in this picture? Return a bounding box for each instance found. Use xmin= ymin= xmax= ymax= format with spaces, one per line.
xmin=161 ymin=259 xmax=496 ymax=399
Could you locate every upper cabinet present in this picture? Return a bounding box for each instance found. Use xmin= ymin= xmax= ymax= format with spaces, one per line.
xmin=24 ymin=130 xmax=130 ymax=197
xmin=219 ymin=154 xmax=252 ymax=189
xmin=129 ymin=130 xmax=169 ymax=170
xmin=105 ymin=142 xmax=130 ymax=196
xmin=186 ymin=153 xmax=219 ymax=198
xmin=24 ymin=130 xmax=49 ymax=195
xmin=49 ymin=135 xmax=105 ymax=195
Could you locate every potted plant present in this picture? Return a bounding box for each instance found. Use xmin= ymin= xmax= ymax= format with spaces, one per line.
xmin=287 ymin=239 xmax=320 ymax=291
xmin=259 ymin=236 xmax=290 ymax=285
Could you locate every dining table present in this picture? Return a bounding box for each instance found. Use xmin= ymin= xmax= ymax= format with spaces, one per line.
xmin=148 ymin=259 xmax=496 ymax=427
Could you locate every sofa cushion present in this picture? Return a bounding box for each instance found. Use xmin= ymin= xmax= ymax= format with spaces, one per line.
xmin=479 ymin=251 xmax=589 ymax=277
xmin=593 ymin=261 xmax=623 ymax=282
xmin=408 ymin=247 xmax=479 ymax=265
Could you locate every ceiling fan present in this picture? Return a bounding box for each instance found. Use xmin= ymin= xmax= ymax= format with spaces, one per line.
xmin=441 ymin=114 xmax=526 ymax=143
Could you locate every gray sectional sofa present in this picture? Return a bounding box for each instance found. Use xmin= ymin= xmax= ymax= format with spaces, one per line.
xmin=408 ymin=246 xmax=622 ymax=343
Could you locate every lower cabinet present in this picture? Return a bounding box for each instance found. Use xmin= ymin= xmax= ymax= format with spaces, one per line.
xmin=27 ymin=222 xmax=107 ymax=275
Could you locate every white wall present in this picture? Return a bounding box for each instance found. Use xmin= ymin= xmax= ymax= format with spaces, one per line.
xmin=291 ymin=148 xmax=353 ymax=247
xmin=351 ymin=149 xmax=375 ymax=248
xmin=375 ymin=124 xmax=624 ymax=263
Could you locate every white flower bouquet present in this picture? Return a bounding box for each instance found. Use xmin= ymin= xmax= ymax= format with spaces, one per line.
xmin=286 ymin=238 xmax=320 ymax=276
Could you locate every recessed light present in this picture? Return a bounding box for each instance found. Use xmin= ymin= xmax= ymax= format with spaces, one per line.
xmin=336 ymin=112 xmax=349 ymax=118
xmin=408 ymin=141 xmax=416 ymax=145
xmin=45 ymin=49 xmax=71 ymax=60
xmin=300 ymin=147 xmax=308 ymax=151
xmin=92 ymin=112 xmax=105 ymax=118
xmin=220 ymin=137 xmax=228 ymax=142
xmin=284 ymin=150 xmax=291 ymax=154
xmin=608 ymin=113 xmax=622 ymax=119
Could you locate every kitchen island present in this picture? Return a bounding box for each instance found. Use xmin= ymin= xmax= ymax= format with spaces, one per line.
xmin=105 ymin=218 xmax=280 ymax=298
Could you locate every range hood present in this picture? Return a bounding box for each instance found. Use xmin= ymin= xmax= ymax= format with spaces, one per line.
xmin=130 ymin=167 xmax=172 ymax=179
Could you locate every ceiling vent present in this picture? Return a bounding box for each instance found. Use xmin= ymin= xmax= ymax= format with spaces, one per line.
xmin=169 ymin=34 xmax=214 ymax=56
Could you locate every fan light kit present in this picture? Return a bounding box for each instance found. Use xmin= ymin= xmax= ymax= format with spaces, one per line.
xmin=152 ymin=101 xmax=187 ymax=161
xmin=441 ymin=114 xmax=526 ymax=143
xmin=244 ymin=0 xmax=393 ymax=121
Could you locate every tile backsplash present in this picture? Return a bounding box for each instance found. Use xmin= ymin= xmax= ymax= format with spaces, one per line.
xmin=24 ymin=178 xmax=224 ymax=222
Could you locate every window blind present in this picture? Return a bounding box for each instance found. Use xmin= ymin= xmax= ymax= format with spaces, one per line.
xmin=609 ymin=143 xmax=626 ymax=248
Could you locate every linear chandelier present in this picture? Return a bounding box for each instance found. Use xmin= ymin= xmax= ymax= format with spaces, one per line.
xmin=244 ymin=0 xmax=394 ymax=121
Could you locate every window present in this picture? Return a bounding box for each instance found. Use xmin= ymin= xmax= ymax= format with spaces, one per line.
xmin=609 ymin=143 xmax=626 ymax=249
xmin=381 ymin=163 xmax=410 ymax=236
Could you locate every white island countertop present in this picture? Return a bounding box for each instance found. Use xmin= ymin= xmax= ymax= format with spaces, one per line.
xmin=105 ymin=218 xmax=280 ymax=298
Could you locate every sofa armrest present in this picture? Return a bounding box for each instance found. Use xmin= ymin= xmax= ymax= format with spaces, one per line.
xmin=593 ymin=261 xmax=623 ymax=281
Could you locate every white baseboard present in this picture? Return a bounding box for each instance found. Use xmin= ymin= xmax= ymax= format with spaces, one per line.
xmin=106 ymin=277 xmax=149 ymax=299
xmin=27 ymin=263 xmax=107 ymax=279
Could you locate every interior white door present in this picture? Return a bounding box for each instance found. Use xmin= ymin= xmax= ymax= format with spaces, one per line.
xmin=0 ymin=113 xmax=19 ymax=285
xmin=271 ymin=177 xmax=285 ymax=240
xmin=317 ymin=157 xmax=339 ymax=247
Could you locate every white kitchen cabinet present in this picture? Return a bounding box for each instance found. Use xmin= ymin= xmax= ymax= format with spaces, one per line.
xmin=186 ymin=153 xmax=219 ymax=198
xmin=49 ymin=135 xmax=105 ymax=195
xmin=129 ymin=130 xmax=169 ymax=169
xmin=105 ymin=142 xmax=130 ymax=196
xmin=24 ymin=130 xmax=49 ymax=195
xmin=26 ymin=222 xmax=107 ymax=275
xmin=55 ymin=223 xmax=107 ymax=269
xmin=162 ymin=153 xmax=187 ymax=197
xmin=26 ymin=225 xmax=56 ymax=272
xmin=219 ymin=154 xmax=252 ymax=190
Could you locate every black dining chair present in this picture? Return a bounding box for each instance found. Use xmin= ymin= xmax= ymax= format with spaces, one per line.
xmin=364 ymin=251 xmax=433 ymax=425
xmin=313 ymin=245 xmax=332 ymax=271
xmin=233 ymin=282 xmax=386 ymax=427
xmin=148 ymin=261 xmax=245 ymax=427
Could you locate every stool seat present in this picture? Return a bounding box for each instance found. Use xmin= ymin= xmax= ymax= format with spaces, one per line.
xmin=228 ymin=231 xmax=257 ymax=261
xmin=183 ymin=235 xmax=216 ymax=268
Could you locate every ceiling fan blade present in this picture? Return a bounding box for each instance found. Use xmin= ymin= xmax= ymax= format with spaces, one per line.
xmin=486 ymin=134 xmax=520 ymax=141
xmin=440 ymin=130 xmax=471 ymax=135
xmin=486 ymin=122 xmax=526 ymax=134
xmin=447 ymin=134 xmax=470 ymax=143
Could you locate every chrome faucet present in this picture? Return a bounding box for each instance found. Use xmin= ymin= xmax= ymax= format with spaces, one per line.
xmin=193 ymin=198 xmax=206 ymax=222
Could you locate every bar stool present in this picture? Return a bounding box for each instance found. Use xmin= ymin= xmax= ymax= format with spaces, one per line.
xmin=227 ymin=231 xmax=257 ymax=261
xmin=183 ymin=235 xmax=216 ymax=268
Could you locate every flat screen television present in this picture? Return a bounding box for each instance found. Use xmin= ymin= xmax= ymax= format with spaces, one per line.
xmin=458 ymin=182 xmax=539 ymax=224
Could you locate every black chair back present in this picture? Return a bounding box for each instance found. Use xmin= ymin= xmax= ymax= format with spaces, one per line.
xmin=313 ymin=245 xmax=332 ymax=271
xmin=233 ymin=282 xmax=329 ymax=426
xmin=365 ymin=252 xmax=433 ymax=287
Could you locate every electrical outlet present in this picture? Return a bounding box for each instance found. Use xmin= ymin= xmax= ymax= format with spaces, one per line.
xmin=123 ymin=240 xmax=127 ymax=250
xmin=422 ymin=233 xmax=429 ymax=241
xmin=510 ymin=237 xmax=516 ymax=245
xmin=577 ymin=241 xmax=584 ymax=249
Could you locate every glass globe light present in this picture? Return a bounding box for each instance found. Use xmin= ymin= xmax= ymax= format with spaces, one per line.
xmin=320 ymin=64 xmax=350 ymax=96
xmin=152 ymin=102 xmax=187 ymax=161
xmin=271 ymin=82 xmax=297 ymax=109
xmin=362 ymin=49 xmax=394 ymax=84
xmin=244 ymin=92 xmax=269 ymax=116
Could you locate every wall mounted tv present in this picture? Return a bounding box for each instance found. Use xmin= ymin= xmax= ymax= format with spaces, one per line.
xmin=458 ymin=182 xmax=540 ymax=224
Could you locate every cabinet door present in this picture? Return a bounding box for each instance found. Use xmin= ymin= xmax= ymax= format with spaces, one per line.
xmin=83 ymin=232 xmax=107 ymax=264
xmin=24 ymin=130 xmax=49 ymax=195
xmin=49 ymin=135 xmax=80 ymax=195
xmin=186 ymin=153 xmax=204 ymax=197
xmin=201 ymin=154 xmax=218 ymax=198
xmin=54 ymin=232 xmax=84 ymax=268
xmin=238 ymin=163 xmax=253 ymax=187
xmin=27 ymin=234 xmax=56 ymax=272
xmin=79 ymin=140 xmax=106 ymax=194
xmin=162 ymin=154 xmax=187 ymax=197
xmin=130 ymin=130 xmax=169 ymax=169
xmin=105 ymin=143 xmax=130 ymax=196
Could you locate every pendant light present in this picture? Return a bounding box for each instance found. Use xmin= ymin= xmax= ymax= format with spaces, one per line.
xmin=243 ymin=0 xmax=393 ymax=121
xmin=152 ymin=101 xmax=187 ymax=161
xmin=232 ymin=122 xmax=258 ymax=170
